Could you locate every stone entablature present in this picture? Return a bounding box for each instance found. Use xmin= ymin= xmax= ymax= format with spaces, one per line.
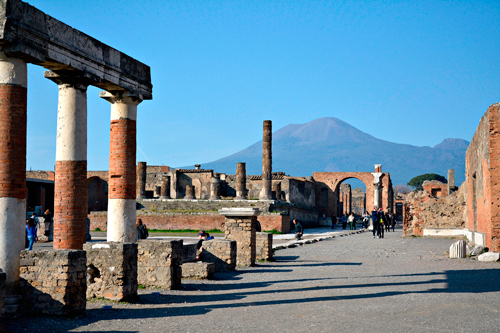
xmin=19 ymin=249 xmax=86 ymax=315
xmin=137 ymin=240 xmax=183 ymax=290
xmin=0 ymin=0 xmax=152 ymax=99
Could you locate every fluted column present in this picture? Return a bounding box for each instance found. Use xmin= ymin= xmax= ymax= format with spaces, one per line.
xmin=260 ymin=120 xmax=272 ymax=199
xmin=101 ymin=91 xmax=142 ymax=242
xmin=45 ymin=71 xmax=89 ymax=250
xmin=0 ymin=51 xmax=27 ymax=293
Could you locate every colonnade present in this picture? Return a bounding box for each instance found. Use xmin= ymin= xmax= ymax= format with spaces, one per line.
xmin=0 ymin=52 xmax=145 ymax=293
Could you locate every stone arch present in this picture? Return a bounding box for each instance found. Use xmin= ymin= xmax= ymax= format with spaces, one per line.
xmin=313 ymin=171 xmax=392 ymax=218
xmin=87 ymin=176 xmax=108 ymax=212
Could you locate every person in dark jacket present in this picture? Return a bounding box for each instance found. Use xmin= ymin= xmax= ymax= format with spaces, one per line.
xmin=371 ymin=207 xmax=379 ymax=239
xmin=377 ymin=207 xmax=386 ymax=238
xmin=293 ymin=219 xmax=303 ymax=240
xmin=136 ymin=219 xmax=148 ymax=240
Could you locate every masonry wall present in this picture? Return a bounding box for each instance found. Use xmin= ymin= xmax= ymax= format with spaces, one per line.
xmin=465 ymin=103 xmax=500 ymax=251
xmin=89 ymin=212 xmax=290 ymax=232
xmin=137 ymin=240 xmax=182 ymax=289
xmin=422 ymin=180 xmax=448 ymax=198
xmin=281 ymin=177 xmax=315 ymax=209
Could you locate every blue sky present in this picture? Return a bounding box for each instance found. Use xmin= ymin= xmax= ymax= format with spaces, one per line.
xmin=26 ymin=0 xmax=500 ymax=173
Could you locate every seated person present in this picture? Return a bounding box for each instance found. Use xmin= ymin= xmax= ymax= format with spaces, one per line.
xmin=196 ymin=231 xmax=208 ymax=260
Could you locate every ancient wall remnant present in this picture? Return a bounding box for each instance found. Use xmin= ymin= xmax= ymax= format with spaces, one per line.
xmin=19 ymin=250 xmax=86 ymax=315
xmin=221 ymin=208 xmax=259 ymax=267
xmin=256 ymin=232 xmax=273 ymax=261
xmin=465 ymin=103 xmax=500 ymax=251
xmin=84 ymin=242 xmax=138 ymax=301
xmin=403 ymin=183 xmax=466 ymax=237
xmin=202 ymin=240 xmax=237 ymax=272
xmin=422 ymin=180 xmax=448 ymax=198
xmin=137 ymin=240 xmax=183 ymax=290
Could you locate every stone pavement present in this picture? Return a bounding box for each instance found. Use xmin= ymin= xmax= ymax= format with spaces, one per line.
xmin=6 ymin=227 xmax=500 ymax=332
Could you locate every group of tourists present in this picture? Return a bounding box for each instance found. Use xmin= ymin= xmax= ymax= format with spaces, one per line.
xmin=371 ymin=207 xmax=396 ymax=238
xmin=25 ymin=209 xmax=52 ymax=250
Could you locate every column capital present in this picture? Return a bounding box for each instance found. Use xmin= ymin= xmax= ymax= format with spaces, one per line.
xmin=44 ymin=71 xmax=94 ymax=91
xmin=100 ymin=90 xmax=143 ymax=105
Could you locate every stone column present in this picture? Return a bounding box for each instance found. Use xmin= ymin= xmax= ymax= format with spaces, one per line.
xmin=236 ymin=163 xmax=247 ymax=200
xmin=136 ymin=162 xmax=147 ymax=199
xmin=260 ymin=120 xmax=272 ymax=200
xmin=220 ymin=208 xmax=260 ymax=267
xmin=45 ymin=71 xmax=89 ymax=250
xmin=0 ymin=52 xmax=27 ymax=293
xmin=373 ymin=183 xmax=381 ymax=209
xmin=101 ymin=91 xmax=141 ymax=243
xmin=185 ymin=185 xmax=195 ymax=199
xmin=160 ymin=175 xmax=171 ymax=199
xmin=210 ymin=173 xmax=221 ymax=200
xmin=448 ymin=169 xmax=456 ymax=194
xmin=372 ymin=165 xmax=383 ymax=209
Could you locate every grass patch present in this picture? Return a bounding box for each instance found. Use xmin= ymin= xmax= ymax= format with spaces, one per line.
xmin=161 ymin=208 xmax=218 ymax=213
xmin=93 ymin=228 xmax=102 ymax=232
xmin=138 ymin=284 xmax=146 ymax=289
xmin=264 ymin=229 xmax=282 ymax=234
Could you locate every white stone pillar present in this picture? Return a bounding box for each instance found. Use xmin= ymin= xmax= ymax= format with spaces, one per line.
xmin=100 ymin=91 xmax=142 ymax=242
xmin=0 ymin=51 xmax=27 ymax=293
xmin=45 ymin=71 xmax=89 ymax=250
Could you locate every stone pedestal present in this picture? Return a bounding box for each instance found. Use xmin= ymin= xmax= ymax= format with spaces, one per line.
xmin=160 ymin=175 xmax=171 ymax=199
xmin=256 ymin=232 xmax=273 ymax=261
xmin=137 ymin=240 xmax=183 ymax=290
xmin=202 ymin=240 xmax=237 ymax=272
xmin=19 ymin=249 xmax=86 ymax=315
xmin=235 ymin=163 xmax=247 ymax=200
xmin=84 ymin=242 xmax=138 ymax=301
xmin=220 ymin=208 xmax=260 ymax=267
xmin=185 ymin=185 xmax=195 ymax=199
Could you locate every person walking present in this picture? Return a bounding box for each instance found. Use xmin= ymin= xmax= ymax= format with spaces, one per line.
xmin=362 ymin=211 xmax=370 ymax=229
xmin=26 ymin=217 xmax=37 ymax=250
xmin=341 ymin=214 xmax=347 ymax=230
xmin=293 ymin=219 xmax=303 ymax=240
xmin=331 ymin=214 xmax=337 ymax=230
xmin=378 ymin=207 xmax=386 ymax=238
xmin=371 ymin=207 xmax=379 ymax=238
xmin=348 ymin=212 xmax=356 ymax=230
xmin=390 ymin=212 xmax=396 ymax=232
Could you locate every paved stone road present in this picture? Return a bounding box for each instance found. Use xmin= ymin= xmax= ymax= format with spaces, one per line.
xmin=6 ymin=228 xmax=500 ymax=332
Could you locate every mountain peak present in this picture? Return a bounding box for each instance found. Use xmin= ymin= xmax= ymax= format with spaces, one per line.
xmin=433 ymin=138 xmax=470 ymax=150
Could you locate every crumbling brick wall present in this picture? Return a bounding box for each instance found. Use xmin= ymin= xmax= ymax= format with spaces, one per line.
xmin=422 ymin=180 xmax=448 ymax=198
xmin=465 ymin=103 xmax=500 ymax=251
xmin=403 ymin=183 xmax=466 ymax=237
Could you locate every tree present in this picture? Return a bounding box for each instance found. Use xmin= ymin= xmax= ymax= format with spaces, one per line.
xmin=393 ymin=184 xmax=412 ymax=195
xmin=407 ymin=173 xmax=447 ymax=190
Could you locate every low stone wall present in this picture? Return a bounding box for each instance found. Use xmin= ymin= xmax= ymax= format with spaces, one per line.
xmin=89 ymin=212 xmax=289 ymax=232
xmin=0 ymin=270 xmax=5 ymax=326
xmin=225 ymin=216 xmax=256 ymax=267
xmin=202 ymin=240 xmax=237 ymax=272
xmin=84 ymin=242 xmax=138 ymax=302
xmin=256 ymin=232 xmax=273 ymax=261
xmin=19 ymin=250 xmax=86 ymax=315
xmin=182 ymin=262 xmax=215 ymax=279
xmin=137 ymin=240 xmax=183 ymax=290
xmin=183 ymin=243 xmax=197 ymax=262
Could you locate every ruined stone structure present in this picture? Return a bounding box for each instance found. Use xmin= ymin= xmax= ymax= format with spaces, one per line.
xmin=184 ymin=185 xmax=195 ymax=199
xmin=160 ymin=175 xmax=171 ymax=199
xmin=465 ymin=103 xmax=500 ymax=251
xmin=0 ymin=0 xmax=152 ymax=313
xmin=422 ymin=180 xmax=448 ymax=198
xmin=448 ymin=169 xmax=457 ymax=195
xmin=256 ymin=232 xmax=273 ymax=261
xmin=314 ymin=165 xmax=393 ymax=220
xmin=84 ymin=242 xmax=138 ymax=302
xmin=202 ymin=240 xmax=237 ymax=272
xmin=261 ymin=120 xmax=273 ymax=200
xmin=221 ymin=208 xmax=259 ymax=267
xmin=137 ymin=240 xmax=182 ymax=290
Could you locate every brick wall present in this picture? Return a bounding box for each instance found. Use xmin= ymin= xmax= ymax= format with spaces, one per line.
xmin=465 ymin=103 xmax=500 ymax=251
xmin=89 ymin=212 xmax=290 ymax=232
xmin=109 ymin=118 xmax=136 ymax=199
xmin=422 ymin=180 xmax=448 ymax=198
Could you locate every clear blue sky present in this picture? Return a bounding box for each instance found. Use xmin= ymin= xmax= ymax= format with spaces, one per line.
xmin=26 ymin=0 xmax=500 ymax=173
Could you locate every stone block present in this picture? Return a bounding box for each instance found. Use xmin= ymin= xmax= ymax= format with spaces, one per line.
xmin=137 ymin=240 xmax=183 ymax=290
xmin=478 ymin=252 xmax=500 ymax=262
xmin=449 ymin=240 xmax=467 ymax=259
xmin=203 ymin=240 xmax=237 ymax=272
xmin=256 ymin=232 xmax=273 ymax=261
xmin=84 ymin=242 xmax=138 ymax=301
xmin=19 ymin=249 xmax=86 ymax=315
xmin=470 ymin=245 xmax=485 ymax=256
xmin=183 ymin=243 xmax=197 ymax=263
xmin=182 ymin=262 xmax=215 ymax=279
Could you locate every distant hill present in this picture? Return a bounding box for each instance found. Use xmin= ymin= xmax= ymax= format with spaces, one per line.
xmin=184 ymin=117 xmax=468 ymax=186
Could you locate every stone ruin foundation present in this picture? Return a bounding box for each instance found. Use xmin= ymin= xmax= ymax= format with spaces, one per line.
xmin=202 ymin=240 xmax=237 ymax=272
xmin=137 ymin=240 xmax=183 ymax=290
xmin=220 ymin=208 xmax=259 ymax=267
xmin=256 ymin=232 xmax=273 ymax=261
xmin=83 ymin=242 xmax=138 ymax=302
xmin=19 ymin=250 xmax=86 ymax=315
xmin=182 ymin=262 xmax=216 ymax=279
